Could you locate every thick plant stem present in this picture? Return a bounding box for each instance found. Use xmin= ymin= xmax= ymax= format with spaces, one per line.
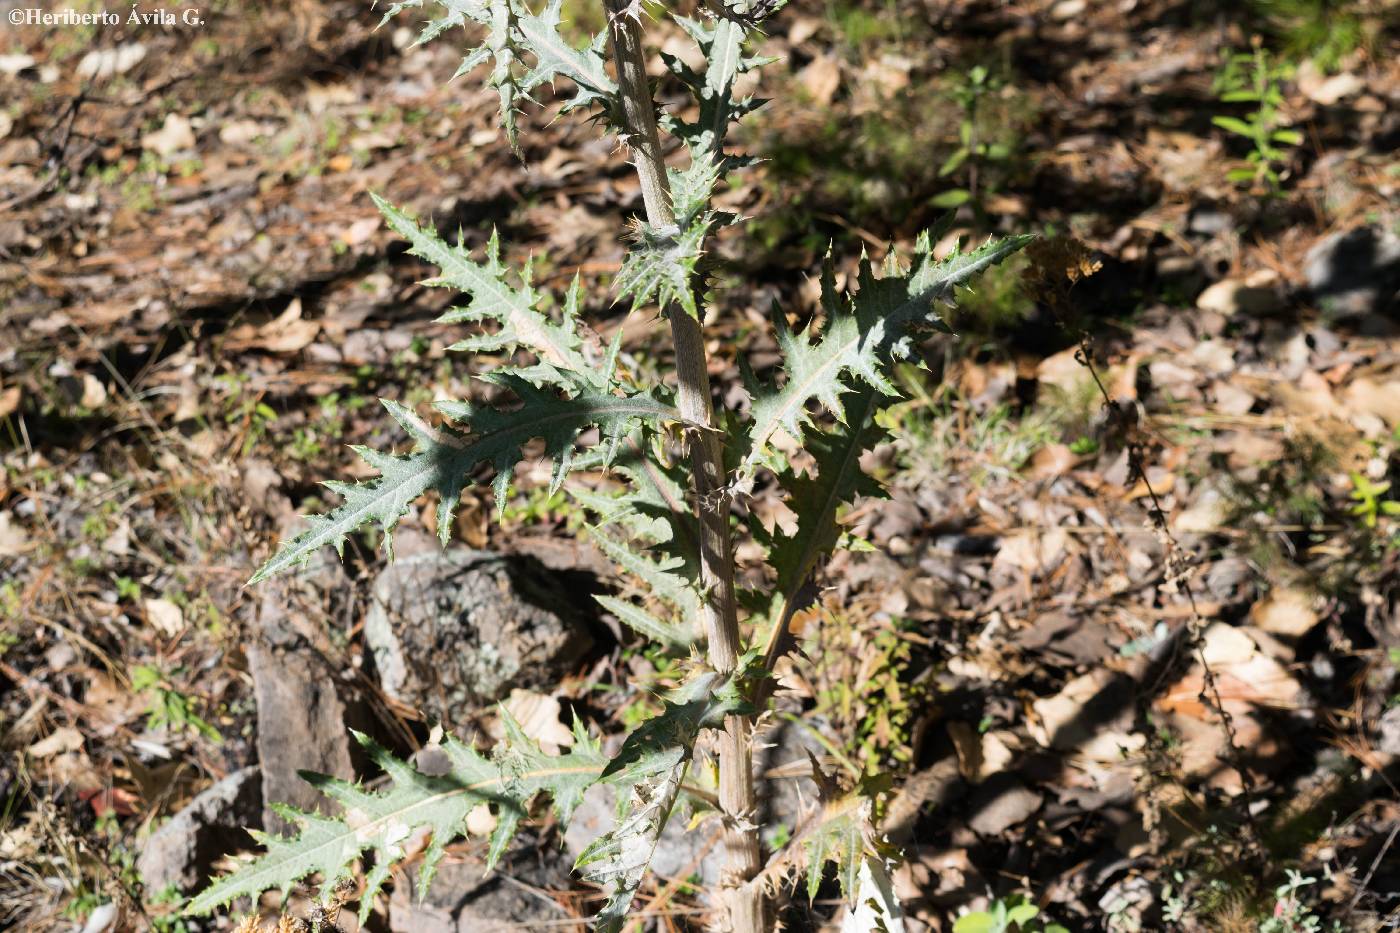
xmin=603 ymin=4 xmax=766 ymax=931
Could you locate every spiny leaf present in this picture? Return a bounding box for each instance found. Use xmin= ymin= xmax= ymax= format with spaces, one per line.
xmin=381 ymin=0 xmax=617 ymax=152
xmin=577 ymin=671 xmax=751 ymax=930
xmin=751 ymin=762 xmax=888 ymax=904
xmin=588 ymin=529 xmax=698 ymax=620
xmin=588 ymin=527 xmax=700 ymax=651
xmin=765 ymin=386 xmax=888 ymax=640
xmin=739 ymin=229 xmax=1035 ymax=486
xmin=668 ymin=155 xmax=723 ymax=228
xmin=186 ymin=723 xmax=607 ymax=921
xmin=516 ymin=0 xmax=615 ymax=110
xmin=664 ymin=14 xmax=771 ymax=163
xmin=614 ymin=218 xmax=709 ymax=318
xmin=378 ymin=0 xmax=484 ymax=45
xmin=571 ymin=432 xmax=699 ymax=575
xmin=248 ymin=381 xmax=678 ymax=584
xmin=595 ymin=594 xmax=693 ymax=649
xmin=374 ymin=194 xmax=597 ymax=383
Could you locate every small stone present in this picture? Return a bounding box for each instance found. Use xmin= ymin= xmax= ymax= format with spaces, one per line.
xmin=967 ymin=775 xmax=1043 ymax=836
xmin=135 ymin=767 xmax=261 ymax=893
xmin=1305 ymin=226 xmax=1400 ymax=318
xmin=1188 ymin=208 xmax=1233 ymax=236
xmin=364 ymin=549 xmax=592 ymax=715
xmin=141 ymin=113 xmax=196 ymax=157
xmin=75 ymin=43 xmax=146 ymax=81
xmin=1196 ymin=278 xmax=1283 ymax=316
xmin=1378 ymin=706 xmax=1400 ymax=756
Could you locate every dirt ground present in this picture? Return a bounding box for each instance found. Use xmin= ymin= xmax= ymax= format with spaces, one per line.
xmin=2 ymin=0 xmax=1400 ymax=930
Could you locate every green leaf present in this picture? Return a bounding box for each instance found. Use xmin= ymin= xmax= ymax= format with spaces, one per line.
xmin=187 ymin=721 xmax=607 ymax=921
xmin=614 ymin=218 xmax=708 ymax=318
xmin=664 ymin=14 xmax=768 ymax=161
xmin=952 ymin=913 xmax=996 ymax=933
xmin=1006 ymin=903 xmax=1039 ymax=925
xmin=515 ymin=0 xmax=616 ymax=110
xmin=1271 ymin=128 xmax=1303 ymax=145
xmin=595 ymin=595 xmax=693 ymax=648
xmin=930 ymin=188 xmax=972 ymax=208
xmin=381 ymin=0 xmax=616 ymax=153
xmin=577 ymin=671 xmax=750 ymax=931
xmin=739 ymin=227 xmax=1034 ymax=485
xmin=374 ymin=194 xmax=595 ymax=383
xmin=797 ymin=767 xmax=881 ymax=902
xmin=938 ymin=148 xmax=970 ymax=177
xmin=570 ymin=435 xmax=697 ymax=562
xmin=589 ymin=526 xmax=700 ymax=650
xmin=765 ymin=387 xmax=887 ymax=643
xmin=248 ymin=381 xmax=678 ymax=583
xmin=1211 ymin=115 xmax=1256 ymax=138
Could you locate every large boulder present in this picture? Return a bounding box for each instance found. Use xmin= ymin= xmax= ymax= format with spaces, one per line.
xmin=365 ymin=549 xmax=593 ymax=715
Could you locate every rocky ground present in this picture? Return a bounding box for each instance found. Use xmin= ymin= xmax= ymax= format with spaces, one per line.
xmin=2 ymin=0 xmax=1399 ymax=930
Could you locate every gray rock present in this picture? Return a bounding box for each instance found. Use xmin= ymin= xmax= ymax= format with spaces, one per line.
xmin=136 ymin=766 xmax=261 ymax=894
xmin=1304 ymin=225 xmax=1400 ymax=318
xmin=388 ymin=849 xmax=571 ymax=932
xmin=966 ymin=774 xmax=1043 ymax=836
xmin=1188 ymin=208 xmax=1233 ymax=237
xmin=1378 ymin=705 xmax=1400 ymax=756
xmin=364 ymin=549 xmax=592 ymax=714
xmin=250 ymin=573 xmax=360 ymax=834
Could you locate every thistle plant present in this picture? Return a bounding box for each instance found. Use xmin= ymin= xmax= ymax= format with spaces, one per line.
xmin=189 ymin=1 xmax=1031 ymax=930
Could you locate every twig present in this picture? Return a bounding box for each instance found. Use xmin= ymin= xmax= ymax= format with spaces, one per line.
xmin=1074 ymin=337 xmax=1264 ymax=856
xmin=1346 ymin=820 xmax=1400 ymax=916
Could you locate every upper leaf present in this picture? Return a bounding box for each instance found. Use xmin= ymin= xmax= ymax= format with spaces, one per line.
xmin=248 ymin=379 xmax=677 ymax=583
xmin=739 ymin=227 xmax=1035 ymax=487
xmin=374 ymin=194 xmax=598 ymax=384
xmin=380 ymin=0 xmax=617 ymax=151
xmin=662 ymin=14 xmax=772 ymax=165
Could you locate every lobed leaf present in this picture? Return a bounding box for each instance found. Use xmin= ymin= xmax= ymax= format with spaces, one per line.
xmin=186 ymin=721 xmax=607 ymax=921
xmin=739 ymin=227 xmax=1035 ymax=487
xmin=248 ymin=381 xmax=678 ymax=584
xmin=764 ymin=386 xmax=888 ymax=643
xmin=577 ymin=671 xmax=751 ymax=930
xmin=374 ymin=194 xmax=596 ymax=383
xmin=380 ymin=0 xmax=616 ymax=152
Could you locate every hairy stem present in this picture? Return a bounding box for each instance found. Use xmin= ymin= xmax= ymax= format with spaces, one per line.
xmin=603 ymin=4 xmax=765 ymax=930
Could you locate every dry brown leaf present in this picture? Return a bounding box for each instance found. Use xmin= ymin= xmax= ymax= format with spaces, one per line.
xmin=798 ymin=55 xmax=841 ymax=106
xmin=1249 ymin=587 xmax=1319 ymax=639
xmin=498 ymin=688 xmax=574 ymax=752
xmin=29 ymin=726 xmax=84 ymax=758
xmin=144 ymin=598 xmax=185 ymax=637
